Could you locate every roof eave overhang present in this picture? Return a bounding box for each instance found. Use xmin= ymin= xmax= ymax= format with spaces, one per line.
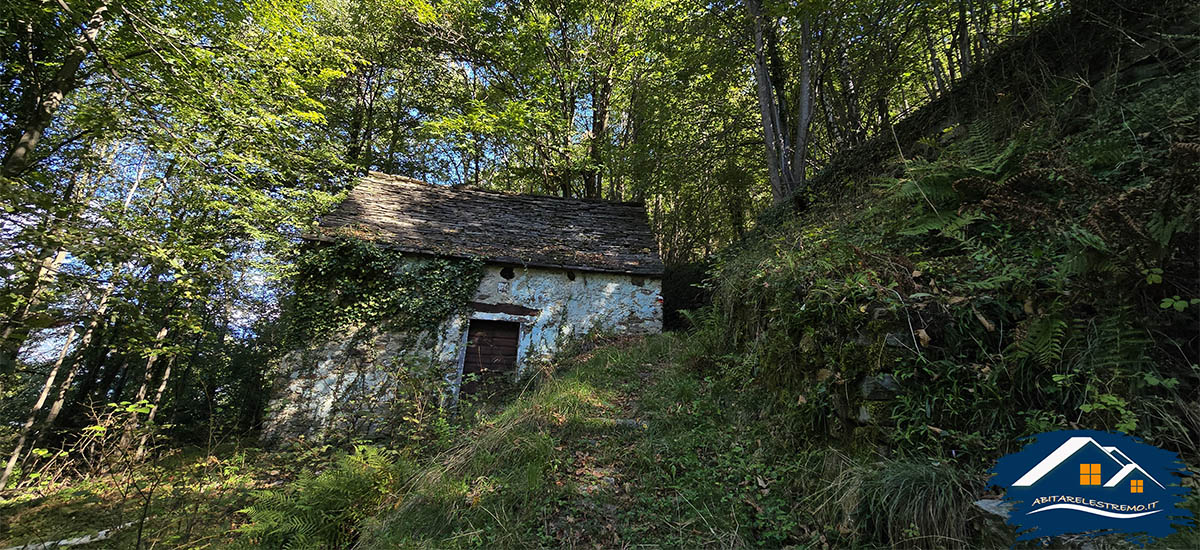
xmin=300 ymin=232 xmax=665 ymax=277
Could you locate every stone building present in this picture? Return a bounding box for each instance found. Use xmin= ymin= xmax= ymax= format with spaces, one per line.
xmin=262 ymin=172 xmax=664 ymax=442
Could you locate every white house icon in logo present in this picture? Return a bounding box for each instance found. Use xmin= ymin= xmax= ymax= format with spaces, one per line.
xmin=1012 ymin=436 xmax=1164 ymax=490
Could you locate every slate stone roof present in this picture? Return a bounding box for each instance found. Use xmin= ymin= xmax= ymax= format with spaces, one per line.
xmin=309 ymin=172 xmax=664 ymax=276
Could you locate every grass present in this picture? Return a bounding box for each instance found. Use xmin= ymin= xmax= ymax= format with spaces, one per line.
xmin=2 ymin=333 xmax=1197 ymax=548
xmin=358 ymin=334 xmax=678 ymax=548
xmin=350 ymin=333 xmax=1011 ymax=549
xmin=356 ymin=332 xmax=1199 ymax=549
xmin=0 ymin=445 xmax=315 ymax=549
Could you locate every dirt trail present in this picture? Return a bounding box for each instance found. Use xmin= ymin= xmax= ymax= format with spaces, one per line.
xmin=544 ymin=365 xmax=658 ymax=547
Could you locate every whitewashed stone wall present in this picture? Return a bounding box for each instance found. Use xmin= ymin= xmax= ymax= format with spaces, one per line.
xmin=262 ymin=263 xmax=662 ymax=444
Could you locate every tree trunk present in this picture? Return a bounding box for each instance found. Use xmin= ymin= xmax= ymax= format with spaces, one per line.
xmin=945 ymin=38 xmax=958 ymax=82
xmin=0 ymin=312 xmax=81 ymax=487
xmin=118 ymin=324 xmax=169 ymax=453
xmin=1 ymin=0 xmax=111 ymax=177
xmin=0 ymin=127 xmax=115 ymax=379
xmin=0 ymin=248 xmax=69 ymax=376
xmin=0 ymin=170 xmax=78 ymax=372
xmin=58 ymin=326 xmax=110 ymax=426
xmin=925 ymin=26 xmax=948 ymax=94
xmin=107 ymin=359 xmax=130 ymax=403
xmin=135 ymin=354 xmax=175 ymax=460
xmin=5 ymin=279 xmax=122 ymax=487
xmin=586 ymin=64 xmax=614 ymax=200
xmin=746 ymin=0 xmax=786 ymax=203
xmin=765 ymin=24 xmax=791 ymax=159
xmin=43 ymin=284 xmax=116 ymax=429
xmin=973 ymin=1 xmax=992 ymax=59
xmin=838 ymin=51 xmax=864 ymax=142
xmin=819 ymin=74 xmax=843 ymax=148
xmin=956 ymin=0 xmax=972 ymax=76
xmin=789 ymin=16 xmax=814 ymax=210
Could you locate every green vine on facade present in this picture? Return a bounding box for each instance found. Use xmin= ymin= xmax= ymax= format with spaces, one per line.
xmin=285 ymin=238 xmax=485 ymax=347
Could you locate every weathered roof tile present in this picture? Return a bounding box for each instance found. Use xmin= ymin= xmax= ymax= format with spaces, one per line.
xmin=309 ymin=172 xmax=664 ymax=275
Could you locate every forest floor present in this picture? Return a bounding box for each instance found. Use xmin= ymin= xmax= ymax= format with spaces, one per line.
xmin=2 ymin=333 xmax=1198 ymax=548
xmin=342 ymin=333 xmax=980 ymax=549
xmin=2 ymin=334 xmax=801 ymax=549
xmin=0 ymin=442 xmax=306 ymax=548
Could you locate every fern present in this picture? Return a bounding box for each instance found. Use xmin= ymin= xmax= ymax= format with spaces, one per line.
xmin=1073 ymin=136 xmax=1132 ymax=173
xmin=236 ymin=446 xmax=408 ymax=550
xmin=1146 ymin=211 xmax=1187 ymax=247
xmin=888 ymin=126 xmax=1027 ymax=221
xmin=898 ymin=211 xmax=986 ymax=240
xmin=939 ymin=210 xmax=986 ymax=240
xmin=898 ymin=212 xmax=955 ymax=235
xmin=1067 ymin=314 xmax=1151 ymax=371
xmin=1011 ymin=315 xmax=1068 ymax=367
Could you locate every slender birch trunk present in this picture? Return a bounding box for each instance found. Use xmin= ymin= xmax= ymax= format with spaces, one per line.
xmin=925 ymin=27 xmax=948 ymax=94
xmin=43 ymin=283 xmax=118 ymax=428
xmin=0 ymin=307 xmax=81 ymax=488
xmin=839 ymin=51 xmax=864 ymax=141
xmin=118 ymin=324 xmax=170 ymax=454
xmin=956 ymin=0 xmax=972 ymax=76
xmin=0 ymin=248 xmax=69 ymax=376
xmin=135 ymin=355 xmax=176 ymax=460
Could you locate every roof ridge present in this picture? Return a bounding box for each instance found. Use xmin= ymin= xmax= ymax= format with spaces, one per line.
xmin=364 ymin=171 xmax=646 ymax=207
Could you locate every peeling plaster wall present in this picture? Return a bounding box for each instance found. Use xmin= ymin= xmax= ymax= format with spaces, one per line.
xmin=466 ymin=264 xmax=663 ymax=367
xmin=262 ymin=263 xmax=662 ymax=444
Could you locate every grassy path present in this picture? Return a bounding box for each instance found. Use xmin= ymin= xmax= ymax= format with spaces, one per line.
xmin=358 ymin=333 xmax=805 ymax=549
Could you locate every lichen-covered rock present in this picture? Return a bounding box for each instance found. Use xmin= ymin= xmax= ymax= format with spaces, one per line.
xmin=860 ymin=374 xmax=900 ymax=401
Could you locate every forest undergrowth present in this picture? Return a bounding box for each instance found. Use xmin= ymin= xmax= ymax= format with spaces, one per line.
xmin=237 ymin=40 xmax=1200 ymax=548
xmin=4 ymin=34 xmax=1197 ymax=549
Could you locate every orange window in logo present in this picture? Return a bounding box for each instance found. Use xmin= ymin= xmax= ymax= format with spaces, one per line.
xmin=1131 ymin=479 xmax=1143 ymax=493
xmin=1080 ymin=464 xmax=1101 ymax=485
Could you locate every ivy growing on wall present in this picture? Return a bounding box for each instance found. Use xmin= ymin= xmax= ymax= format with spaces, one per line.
xmin=285 ymin=238 xmax=485 ymax=347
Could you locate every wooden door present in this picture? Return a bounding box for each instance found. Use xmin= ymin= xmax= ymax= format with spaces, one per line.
xmin=461 ymin=319 xmax=520 ymax=394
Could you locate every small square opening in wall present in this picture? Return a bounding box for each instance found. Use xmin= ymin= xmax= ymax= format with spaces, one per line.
xmin=461 ymin=319 xmax=520 ymax=394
